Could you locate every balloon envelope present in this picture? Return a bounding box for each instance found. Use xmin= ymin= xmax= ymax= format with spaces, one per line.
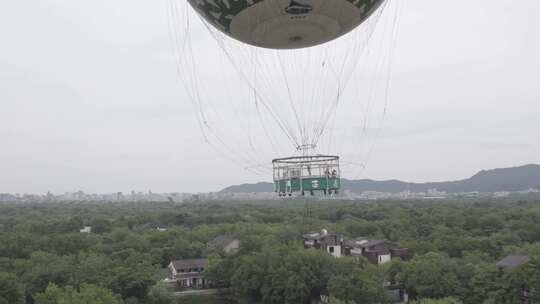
xmin=187 ymin=0 xmax=385 ymax=49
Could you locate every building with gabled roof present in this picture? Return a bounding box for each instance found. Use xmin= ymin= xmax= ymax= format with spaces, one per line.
xmin=343 ymin=238 xmax=410 ymax=264
xmin=167 ymin=258 xmax=209 ymax=289
xmin=207 ymin=235 xmax=240 ymax=253
xmin=303 ymin=229 xmax=410 ymax=264
xmin=496 ymin=254 xmax=538 ymax=303
xmin=496 ymin=254 xmax=529 ymax=269
xmin=303 ymin=230 xmax=343 ymax=258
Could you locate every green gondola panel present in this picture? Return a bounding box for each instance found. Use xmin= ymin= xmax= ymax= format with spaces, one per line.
xmin=273 ymin=155 xmax=340 ymax=196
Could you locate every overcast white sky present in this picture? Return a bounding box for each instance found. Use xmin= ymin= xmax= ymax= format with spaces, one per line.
xmin=1 ymin=0 xmax=539 ymax=194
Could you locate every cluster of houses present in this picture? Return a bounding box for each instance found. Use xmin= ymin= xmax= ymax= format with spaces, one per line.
xmin=302 ymin=229 xmax=410 ymax=264
xmin=163 ymin=230 xmax=536 ymax=304
xmin=164 ymin=229 xmax=410 ymax=291
xmin=303 ymin=229 xmax=411 ymax=302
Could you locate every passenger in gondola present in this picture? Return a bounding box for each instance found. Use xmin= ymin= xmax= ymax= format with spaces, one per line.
xmin=331 ymin=169 xmax=337 ymax=178
xmin=324 ymin=167 xmax=330 ymax=177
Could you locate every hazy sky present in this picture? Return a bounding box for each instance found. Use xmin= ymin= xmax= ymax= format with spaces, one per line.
xmin=1 ymin=0 xmax=539 ymax=194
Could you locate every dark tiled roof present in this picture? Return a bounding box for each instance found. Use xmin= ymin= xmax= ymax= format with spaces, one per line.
xmin=343 ymin=238 xmax=369 ymax=247
xmin=390 ymin=248 xmax=410 ymax=256
xmin=141 ymin=222 xmax=164 ymax=229
xmin=358 ymin=240 xmax=400 ymax=250
xmin=366 ymin=247 xmax=391 ymax=255
xmin=358 ymin=240 xmax=386 ymax=248
xmin=208 ymin=235 xmax=238 ymax=248
xmin=319 ymin=235 xmax=342 ymax=246
xmin=304 ymin=232 xmax=342 ymax=246
xmin=496 ymin=254 xmax=529 ymax=268
xmin=171 ymin=258 xmax=208 ymax=270
xmin=303 ymin=233 xmax=326 ymax=241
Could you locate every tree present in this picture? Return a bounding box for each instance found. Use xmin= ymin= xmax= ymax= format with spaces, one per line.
xmin=21 ymin=252 xmax=76 ymax=297
xmin=231 ymin=252 xmax=273 ymax=302
xmin=146 ymin=283 xmax=175 ymax=304
xmin=105 ymin=265 xmax=156 ymax=300
xmin=0 ymin=272 xmax=25 ymax=304
xmin=329 ymin=257 xmax=389 ymax=304
xmin=329 ymin=270 xmax=388 ymax=304
xmin=69 ymin=253 xmax=113 ymax=287
xmin=34 ymin=283 xmax=121 ymax=304
xmin=463 ymin=264 xmax=499 ymax=304
xmin=410 ymin=298 xmax=460 ymax=304
xmin=230 ymin=247 xmax=334 ymax=304
xmin=385 ymin=258 xmax=406 ymax=285
xmin=521 ymin=255 xmax=540 ymax=290
xmin=398 ymin=252 xmax=461 ymax=300
xmin=204 ymin=254 xmax=235 ymax=287
xmin=103 ymin=249 xmax=157 ymax=300
xmin=493 ymin=255 xmax=540 ymax=304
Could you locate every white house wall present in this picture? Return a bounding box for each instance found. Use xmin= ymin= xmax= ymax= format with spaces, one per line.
xmin=328 ymin=245 xmax=341 ymax=258
xmin=351 ymin=248 xmax=363 ymax=255
xmin=224 ymin=239 xmax=240 ymax=253
xmin=379 ymin=254 xmax=391 ymax=264
xmin=168 ymin=263 xmax=177 ymax=279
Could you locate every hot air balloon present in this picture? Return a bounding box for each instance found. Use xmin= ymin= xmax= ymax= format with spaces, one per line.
xmin=168 ymin=0 xmax=400 ymax=196
xmin=186 ymin=0 xmax=385 ymax=49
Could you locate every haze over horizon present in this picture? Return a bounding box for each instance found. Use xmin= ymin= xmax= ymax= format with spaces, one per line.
xmin=1 ymin=0 xmax=539 ymax=194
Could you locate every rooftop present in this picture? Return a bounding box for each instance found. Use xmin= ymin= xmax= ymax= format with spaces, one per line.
xmin=208 ymin=235 xmax=238 ymax=248
xmin=171 ymin=258 xmax=208 ymax=270
xmin=319 ymin=234 xmax=342 ymax=246
xmin=303 ymin=232 xmax=326 ymax=241
xmin=496 ymin=254 xmax=529 ymax=269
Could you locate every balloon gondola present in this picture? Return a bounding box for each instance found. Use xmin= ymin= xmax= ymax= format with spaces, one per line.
xmin=273 ymin=154 xmax=340 ymax=197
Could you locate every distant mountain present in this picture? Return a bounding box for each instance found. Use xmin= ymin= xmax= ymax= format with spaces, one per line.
xmin=220 ymin=164 xmax=540 ymax=194
xmin=220 ymin=182 xmax=275 ymax=194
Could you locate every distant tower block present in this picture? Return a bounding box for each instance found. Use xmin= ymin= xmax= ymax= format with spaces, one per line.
xmin=272 ymin=155 xmax=340 ymax=196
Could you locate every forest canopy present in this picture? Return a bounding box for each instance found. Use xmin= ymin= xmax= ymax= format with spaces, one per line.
xmin=0 ymin=198 xmax=539 ymax=303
